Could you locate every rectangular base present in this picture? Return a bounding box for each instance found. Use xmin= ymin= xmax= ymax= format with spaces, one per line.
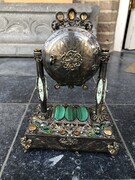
xmin=21 ymin=104 xmax=119 ymax=155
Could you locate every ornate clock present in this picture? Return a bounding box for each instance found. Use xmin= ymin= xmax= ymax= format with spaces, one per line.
xmin=21 ymin=8 xmax=119 ymax=155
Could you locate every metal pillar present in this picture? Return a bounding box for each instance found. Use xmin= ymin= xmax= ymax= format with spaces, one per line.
xmin=96 ymin=50 xmax=110 ymax=116
xmin=34 ymin=49 xmax=47 ymax=113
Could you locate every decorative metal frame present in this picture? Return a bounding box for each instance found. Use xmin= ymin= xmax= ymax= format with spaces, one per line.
xmin=20 ymin=136 xmax=32 ymax=153
xmin=21 ymin=8 xmax=119 ymax=155
xmin=52 ymin=8 xmax=93 ymax=32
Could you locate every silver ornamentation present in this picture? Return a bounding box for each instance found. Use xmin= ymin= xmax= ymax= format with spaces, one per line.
xmin=61 ymin=50 xmax=82 ymax=71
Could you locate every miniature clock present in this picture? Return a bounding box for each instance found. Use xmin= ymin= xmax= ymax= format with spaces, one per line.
xmin=21 ymin=8 xmax=119 ymax=155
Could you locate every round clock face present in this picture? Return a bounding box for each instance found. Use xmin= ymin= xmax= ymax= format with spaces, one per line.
xmin=38 ymin=77 xmax=44 ymax=102
xmin=44 ymin=27 xmax=101 ymax=86
xmin=96 ymin=78 xmax=103 ymax=104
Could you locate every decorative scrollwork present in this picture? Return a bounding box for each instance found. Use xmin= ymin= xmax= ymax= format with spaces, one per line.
xmin=52 ymin=18 xmax=93 ymax=32
xmin=61 ymin=50 xmax=82 ymax=71
xmin=108 ymin=141 xmax=119 ymax=155
xmin=59 ymin=137 xmax=78 ymax=146
xmin=51 ymin=9 xmax=93 ymax=32
xmin=21 ymin=136 xmax=32 ymax=152
xmin=0 ymin=16 xmax=50 ymax=35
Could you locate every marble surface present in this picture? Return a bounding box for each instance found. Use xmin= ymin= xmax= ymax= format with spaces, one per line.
xmin=106 ymin=52 xmax=135 ymax=105
xmin=1 ymin=104 xmax=135 ymax=180
xmin=0 ymin=104 xmax=26 ymax=169
xmin=0 ymin=51 xmax=135 ymax=179
xmin=109 ymin=105 xmax=135 ymax=160
xmin=0 ymin=76 xmax=35 ymax=103
xmin=0 ymin=58 xmax=36 ymax=76
xmin=31 ymin=78 xmax=96 ymax=104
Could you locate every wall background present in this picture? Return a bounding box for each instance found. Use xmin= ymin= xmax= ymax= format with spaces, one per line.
xmin=0 ymin=0 xmax=120 ymax=56
xmin=0 ymin=3 xmax=99 ymax=56
xmin=74 ymin=0 xmax=120 ymax=50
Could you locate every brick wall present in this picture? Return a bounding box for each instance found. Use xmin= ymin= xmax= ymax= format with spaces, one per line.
xmin=74 ymin=0 xmax=120 ymax=50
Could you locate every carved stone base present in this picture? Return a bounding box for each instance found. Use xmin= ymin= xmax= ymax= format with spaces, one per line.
xmin=21 ymin=104 xmax=119 ymax=155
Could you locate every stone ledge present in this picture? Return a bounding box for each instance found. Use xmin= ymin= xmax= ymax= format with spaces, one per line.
xmin=0 ymin=44 xmax=42 ymax=57
xmin=0 ymin=3 xmax=94 ymax=12
xmin=0 ymin=3 xmax=99 ymax=56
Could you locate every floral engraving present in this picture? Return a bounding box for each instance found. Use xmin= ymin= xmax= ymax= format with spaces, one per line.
xmin=0 ymin=16 xmax=50 ymax=35
xmin=61 ymin=50 xmax=83 ymax=71
xmin=59 ymin=138 xmax=78 ymax=146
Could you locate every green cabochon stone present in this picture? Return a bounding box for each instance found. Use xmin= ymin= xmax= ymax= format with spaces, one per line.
xmin=65 ymin=106 xmax=77 ymax=121
xmin=54 ymin=105 xmax=65 ymax=120
xmin=77 ymin=106 xmax=88 ymax=122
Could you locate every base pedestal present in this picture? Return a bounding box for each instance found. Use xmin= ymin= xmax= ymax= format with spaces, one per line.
xmin=21 ymin=104 xmax=119 ymax=155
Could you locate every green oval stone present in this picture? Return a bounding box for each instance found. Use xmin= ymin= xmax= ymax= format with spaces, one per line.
xmin=77 ymin=106 xmax=89 ymax=122
xmin=41 ymin=127 xmax=53 ymax=134
xmin=65 ymin=106 xmax=77 ymax=121
xmin=54 ymin=105 xmax=65 ymax=121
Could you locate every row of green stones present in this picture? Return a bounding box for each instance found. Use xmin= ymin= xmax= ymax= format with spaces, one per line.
xmin=54 ymin=105 xmax=89 ymax=122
